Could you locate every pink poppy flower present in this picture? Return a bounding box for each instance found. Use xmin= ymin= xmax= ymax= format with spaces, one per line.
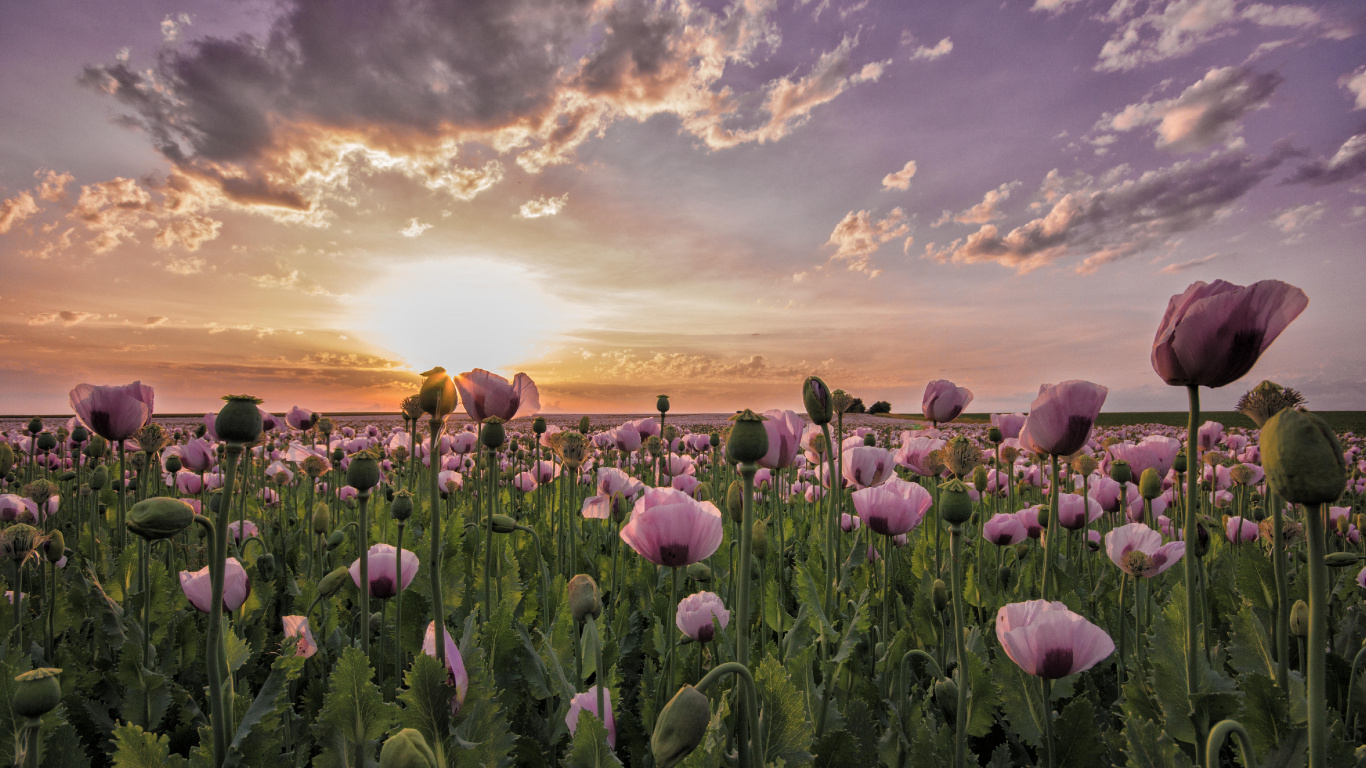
xmin=513 ymin=472 xmax=538 ymax=493
xmin=423 ymin=622 xmax=469 ymax=714
xmin=69 ymin=381 xmax=155 ymax=442
xmin=455 ymin=369 xmax=539 ymax=422
xmin=619 ymin=488 xmax=724 ymax=567
xmin=285 ymin=406 xmax=316 ymax=431
xmin=226 ymin=520 xmax=260 ymax=542
xmin=759 ymin=409 xmax=805 ymax=469
xmin=566 ymin=687 xmax=616 ymax=748
xmin=1225 ymin=517 xmax=1258 ymax=543
xmin=1151 ymin=279 xmax=1308 ymax=388
xmin=1105 ymin=523 xmax=1185 ymax=578
xmin=851 ymin=482 xmax=930 ymax=536
xmin=351 ymin=543 xmax=420 ymax=598
xmin=984 ymin=513 xmax=1028 ymax=545
xmin=990 ymin=413 xmax=1027 ymax=440
xmin=894 ymin=436 xmax=946 ymax=476
xmin=996 ymin=600 xmax=1115 ymax=678
xmin=1056 ymin=493 xmax=1103 ymax=530
xmin=922 ymin=380 xmax=973 ymax=425
xmin=842 ymin=446 xmax=896 ymax=489
xmin=1016 ymin=506 xmax=1045 ymax=539
xmin=282 ymin=615 xmax=317 ymax=658
xmin=180 ymin=558 xmax=251 ymax=612
xmin=675 ymin=591 xmax=729 ymax=642
xmin=1019 ymin=381 xmax=1108 ymax=457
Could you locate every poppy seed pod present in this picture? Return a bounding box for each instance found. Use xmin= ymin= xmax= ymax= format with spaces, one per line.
xmin=345 ymin=451 xmax=382 ymax=491
xmin=1139 ymin=468 xmax=1162 ymax=500
xmin=567 ymin=574 xmax=602 ymax=623
xmin=657 ymin=395 xmax=671 ymax=414
xmin=1290 ymin=599 xmax=1309 ymax=637
xmin=43 ymin=531 xmax=64 ymax=563
xmin=71 ymin=426 xmax=88 ymax=444
xmin=932 ymin=579 xmax=949 ymax=612
xmin=480 ymin=418 xmax=506 ymax=450
xmin=645 ymin=436 xmax=662 ymax=457
xmin=726 ymin=481 xmax=744 ymax=524
xmin=27 ymin=418 xmax=42 ymax=435
xmin=0 ymin=525 xmax=40 ymax=563
xmin=331 ymin=448 xmax=345 ymax=466
xmin=751 ymin=518 xmax=768 ymax=560
xmin=36 ymin=433 xmax=57 ymax=453
xmin=302 ymin=455 xmax=328 ymax=478
xmin=987 ymin=426 xmax=1003 ymax=444
xmin=708 ymin=432 xmax=720 ymax=448
xmin=391 ymin=490 xmax=414 ymax=522
xmin=215 ymin=395 xmax=264 ymax=445
xmin=532 ymin=417 xmax=546 ymax=435
xmin=1173 ymin=453 xmax=1187 ymax=474
xmin=12 ymin=668 xmax=61 ymax=719
xmin=379 ymin=729 xmax=438 ymax=768
xmin=803 ymin=376 xmax=833 ymax=425
xmin=165 ymin=454 xmax=182 ymax=474
xmin=725 ymin=410 xmax=768 ymax=465
xmin=1108 ymin=459 xmax=1132 ymax=485
xmin=862 ymin=433 xmax=876 ymax=447
xmin=1261 ymin=408 xmax=1346 ymax=506
xmin=939 ymin=478 xmax=973 ymax=526
xmin=127 ymin=497 xmax=195 ymax=540
xmin=1229 ymin=464 xmax=1254 ymax=486
xmin=418 ymin=367 xmax=457 ymax=419
xmin=652 ymin=685 xmax=711 ymax=768
xmin=318 ymin=566 xmax=351 ymax=597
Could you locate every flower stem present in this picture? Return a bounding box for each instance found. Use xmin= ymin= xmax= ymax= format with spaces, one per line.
xmin=428 ymin=418 xmax=446 ymax=667
xmin=357 ymin=489 xmax=370 ymax=657
xmin=949 ymin=524 xmax=968 ymax=768
xmin=1183 ymin=385 xmax=1206 ymax=765
xmin=1270 ymin=489 xmax=1289 ymax=691
xmin=1306 ymin=503 xmax=1328 ymax=766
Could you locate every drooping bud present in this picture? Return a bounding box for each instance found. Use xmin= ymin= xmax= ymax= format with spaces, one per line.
xmin=491 ymin=514 xmax=518 ymax=534
xmin=312 ymin=504 xmax=331 ymax=534
xmin=418 ymin=368 xmax=457 ymax=419
xmin=1289 ymin=600 xmax=1309 ymax=637
xmin=1261 ymin=408 xmax=1346 ymax=506
xmin=652 ymin=685 xmax=712 ymax=768
xmin=933 ymin=677 xmax=958 ymax=726
xmin=379 ymin=728 xmax=438 ymax=768
xmin=43 ymin=531 xmax=64 ymax=563
xmin=686 ymin=562 xmax=712 ymax=583
xmin=751 ymin=518 xmax=768 ymax=560
xmin=803 ymin=376 xmax=833 ymax=426
xmin=972 ymin=465 xmax=989 ymax=493
xmin=1325 ymin=552 xmax=1361 ymax=568
xmin=726 ymin=481 xmax=744 ymax=524
xmin=326 ymin=530 xmax=345 ymax=551
xmin=257 ymin=553 xmax=276 ymax=581
xmin=318 ymin=566 xmax=350 ymax=597
xmin=127 ymin=497 xmax=196 ymax=540
xmin=938 ymin=478 xmax=973 ymax=526
xmin=932 ymin=579 xmax=949 ymax=612
xmin=567 ymin=574 xmax=602 ymax=622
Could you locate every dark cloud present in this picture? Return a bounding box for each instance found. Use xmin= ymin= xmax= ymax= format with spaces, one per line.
xmin=1282 ymin=133 xmax=1366 ymax=186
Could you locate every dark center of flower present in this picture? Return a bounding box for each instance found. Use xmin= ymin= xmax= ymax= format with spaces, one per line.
xmin=1215 ymin=328 xmax=1266 ymax=387
xmin=695 ymin=624 xmax=714 ymax=643
xmin=370 ymin=576 xmax=397 ymax=599
xmin=869 ymin=516 xmax=894 ymax=536
xmin=1038 ymin=647 xmax=1075 ymax=679
xmin=1057 ymin=415 xmax=1094 ymax=456
xmin=658 ymin=543 xmax=691 ymax=567
xmin=1121 ymin=550 xmax=1154 ymax=578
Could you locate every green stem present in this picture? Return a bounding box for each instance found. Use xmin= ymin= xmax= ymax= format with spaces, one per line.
xmin=357 ymin=490 xmax=370 ymax=657
xmin=1306 ymin=503 xmax=1328 ymax=766
xmin=1183 ymin=385 xmax=1206 ymax=764
xmin=736 ymin=462 xmax=757 ymax=766
xmin=1205 ymin=719 xmax=1256 ymax=768
xmin=1270 ymin=489 xmax=1289 ymax=692
xmin=1041 ymin=455 xmax=1060 ymax=600
xmin=209 ymin=444 xmax=242 ymax=768
xmin=1042 ymin=677 xmax=1055 ymax=768
xmin=427 ymin=418 xmax=446 ymax=667
xmin=949 ymin=525 xmax=968 ymax=768
xmin=694 ymin=662 xmax=760 ymax=768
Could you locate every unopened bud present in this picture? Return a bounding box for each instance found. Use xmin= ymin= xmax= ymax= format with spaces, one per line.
xmin=1289 ymin=600 xmax=1309 ymax=637
xmin=567 ymin=574 xmax=601 ymax=623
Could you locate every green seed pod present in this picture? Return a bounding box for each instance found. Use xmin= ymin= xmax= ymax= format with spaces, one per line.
xmin=491 ymin=514 xmax=518 ymax=534
xmin=1108 ymin=459 xmax=1132 ymax=485
xmin=972 ymin=465 xmax=988 ymax=493
xmin=26 ymin=418 xmax=42 ymax=435
xmin=331 ymin=448 xmax=345 ymax=466
xmin=379 ymin=728 xmax=438 ymax=768
xmin=802 ymin=376 xmax=833 ymax=426
xmin=71 ymin=426 xmax=88 ymax=444
xmin=318 ymin=566 xmax=351 ymax=597
xmin=418 ymin=367 xmax=457 ymax=419
xmin=12 ymin=668 xmax=61 ymax=719
xmin=216 ymin=395 xmax=263 ymax=445
xmin=532 ymin=416 xmax=546 ymax=435
xmin=567 ymin=574 xmax=601 ymax=623
xmin=126 ymin=497 xmax=196 ymax=540
xmin=90 ymin=464 xmax=108 ymax=490
xmin=987 ymin=426 xmax=1003 ymax=444
xmin=863 ymin=433 xmax=876 ymax=447
xmin=345 ymin=451 xmax=381 ymax=491
xmin=657 ymin=394 xmax=671 ymax=414
xmin=1138 ymin=468 xmax=1162 ymax=500
xmin=725 ymin=410 xmax=768 ymax=465
xmin=391 ymin=490 xmax=414 ymax=522
xmin=726 ymin=481 xmax=744 ymax=524
xmin=1173 ymin=453 xmax=1188 ymax=474
xmin=1261 ymin=408 xmax=1346 ymax=506
xmin=164 ymin=454 xmax=182 ymax=474
xmin=932 ymin=579 xmax=949 ymax=612
xmin=1289 ymin=599 xmax=1309 ymax=637
xmin=938 ymin=479 xmax=973 ymax=526
xmin=751 ymin=518 xmax=768 ymax=560
xmin=312 ymin=503 xmax=331 ymax=534
xmin=480 ymin=417 xmax=506 ymax=449
xmin=652 ymin=685 xmax=711 ymax=768
xmin=43 ymin=531 xmax=64 ymax=563
xmin=36 ymin=433 xmax=57 ymax=452
xmin=686 ymin=562 xmax=712 ymax=583
xmin=708 ymin=432 xmax=720 ymax=448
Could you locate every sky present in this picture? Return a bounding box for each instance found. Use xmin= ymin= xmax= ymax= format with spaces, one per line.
xmin=1 ymin=0 xmax=1364 ymax=416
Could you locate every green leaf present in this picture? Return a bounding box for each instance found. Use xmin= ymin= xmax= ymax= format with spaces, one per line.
xmin=110 ymin=722 xmax=188 ymax=768
xmin=224 ymin=631 xmax=251 ymax=675
xmin=314 ymin=646 xmax=396 ymax=768
xmin=1148 ymin=584 xmax=1241 ymax=745
xmin=764 ymin=578 xmax=794 ymax=633
xmin=1123 ymin=717 xmax=1193 ymax=768
xmin=756 ymin=653 xmax=814 ymax=766
xmin=395 ymin=654 xmax=452 ymax=766
xmin=796 ymin=565 xmax=837 ymax=645
xmin=1053 ymin=699 xmax=1106 ymax=768
xmin=451 ymin=624 xmax=517 ymax=768
xmin=223 ymin=651 xmax=305 ymax=768
xmin=963 ymin=641 xmax=998 ymax=739
xmin=562 ymin=709 xmax=621 ymax=768
xmin=993 ymin=651 xmax=1043 ymax=749
xmin=1226 ymin=606 xmax=1276 ymax=680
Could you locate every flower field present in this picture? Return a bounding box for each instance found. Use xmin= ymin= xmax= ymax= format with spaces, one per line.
xmin=0 ymin=279 xmax=1362 ymax=768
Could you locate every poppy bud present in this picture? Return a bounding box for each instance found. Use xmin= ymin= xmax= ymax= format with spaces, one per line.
xmin=611 ymin=492 xmax=631 ymax=523
xmin=257 ymin=553 xmax=276 ymax=581
xmin=491 ymin=514 xmax=518 ymax=534
xmin=216 ymin=395 xmax=264 ymax=445
xmin=346 ymin=452 xmax=381 ymax=491
xmin=726 ymin=481 xmax=744 ymax=524
xmin=579 ymin=415 xmax=591 ymax=434
xmin=90 ymin=464 xmax=108 ymax=490
xmin=1194 ymin=522 xmax=1210 ymax=558
xmin=686 ymin=562 xmax=712 ymax=583
xmin=127 ymin=497 xmax=195 ymax=540
xmin=652 ymin=685 xmax=711 ymax=768
xmin=657 ymin=395 xmax=671 ymax=414
xmin=932 ymin=579 xmax=949 ymax=612
xmin=58 ymin=470 xmax=76 ymax=483
xmin=567 ymin=574 xmax=601 ymax=622
xmin=938 ymin=479 xmax=973 ymax=526
xmin=1325 ymin=552 xmax=1360 ymax=568
xmin=1108 ymin=459 xmax=1132 ymax=485
xmin=725 ymin=410 xmax=768 ymax=465
xmin=326 ymin=530 xmax=344 ymax=551
xmin=312 ymin=504 xmax=331 ymax=534
xmin=43 ymin=531 xmax=64 ymax=563
xmin=1261 ymin=408 xmax=1346 ymax=506
xmin=1138 ymin=468 xmax=1162 ymax=500
xmin=391 ymin=490 xmax=413 ymax=522
xmin=751 ymin=518 xmax=768 ymax=560
xmin=972 ymin=465 xmax=988 ymax=493
xmin=933 ymin=677 xmax=958 ymax=726
xmin=998 ymin=565 xmax=1012 ymax=585
xmin=318 ymin=566 xmax=350 ymax=597
xmin=1289 ymin=600 xmax=1309 ymax=637
xmin=12 ymin=668 xmax=61 ymax=719
xmin=1014 ymin=542 xmax=1030 ymax=561
xmin=380 ymin=728 xmax=438 ymax=768
xmin=480 ymin=418 xmax=506 ymax=450
xmin=803 ymin=376 xmax=833 ymax=426
xmin=694 ymin=484 xmax=711 ymax=503
xmin=418 ymin=368 xmax=457 ymax=419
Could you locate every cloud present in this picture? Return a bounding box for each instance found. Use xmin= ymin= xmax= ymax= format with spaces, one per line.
xmin=1093 ymin=0 xmax=1339 ymax=72
xmin=1160 ymin=252 xmax=1227 ymax=273
xmin=76 ymin=0 xmax=883 ymax=222
xmin=161 ymin=13 xmax=191 ymax=44
xmin=1031 ymin=0 xmax=1084 ymax=12
xmin=1341 ymin=66 xmax=1366 ymax=110
xmin=1100 ymin=66 xmax=1280 ymax=152
xmin=881 ymin=160 xmax=917 ymax=191
xmin=923 ymin=143 xmax=1294 ymax=273
xmin=143 ymin=315 xmax=169 ymax=327
xmin=34 ymin=170 xmax=73 ymax=202
xmin=908 ymin=37 xmax=952 ymax=61
xmin=252 ymin=270 xmax=301 ymax=289
xmin=1283 ymin=133 xmax=1366 ymax=186
xmin=0 ymin=191 xmax=39 ymax=234
xmin=933 ymin=181 xmax=1020 ymax=226
xmin=154 ymin=214 xmax=222 ymax=251
xmin=165 ymin=255 xmax=207 ymax=274
xmin=54 ymin=174 xmax=223 ymax=255
xmin=28 ymin=311 xmax=99 ymax=326
xmin=826 ymin=208 xmax=909 ymax=276
xmin=1271 ymin=201 xmax=1326 ymax=235
xmin=400 ymin=218 xmax=432 ymax=237
xmin=518 ymin=193 xmax=568 ymax=219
